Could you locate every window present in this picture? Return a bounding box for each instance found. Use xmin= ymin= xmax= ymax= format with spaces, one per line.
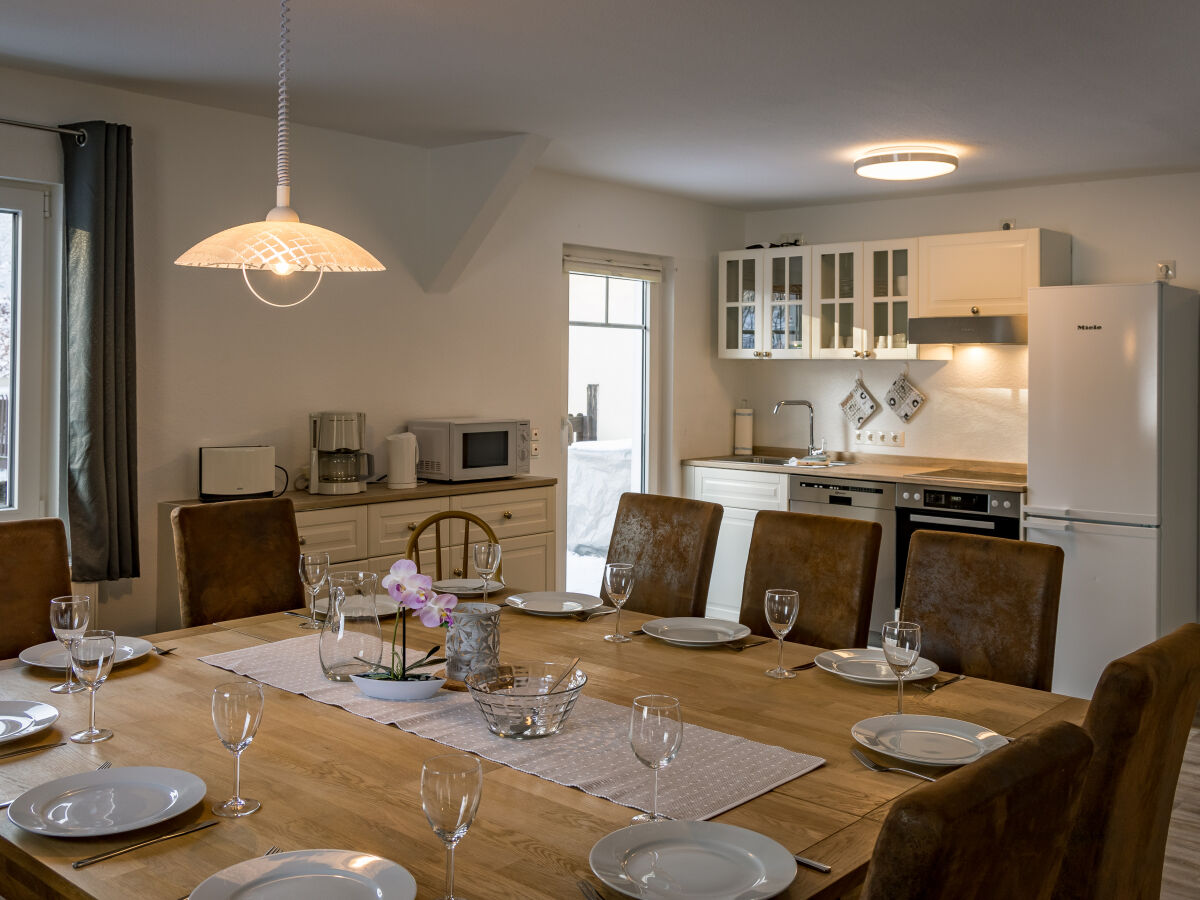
xmin=0 ymin=182 xmax=56 ymax=521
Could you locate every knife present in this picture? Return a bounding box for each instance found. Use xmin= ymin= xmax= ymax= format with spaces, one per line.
xmin=0 ymin=740 xmax=66 ymax=761
xmin=72 ymin=819 xmax=219 ymax=869
xmin=794 ymin=854 xmax=832 ymax=874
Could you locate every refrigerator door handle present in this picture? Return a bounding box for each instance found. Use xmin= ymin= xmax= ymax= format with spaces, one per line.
xmin=1024 ymin=519 xmax=1071 ymax=532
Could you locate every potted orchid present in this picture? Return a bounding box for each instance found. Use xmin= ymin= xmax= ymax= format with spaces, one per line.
xmin=348 ymin=559 xmax=458 ymax=701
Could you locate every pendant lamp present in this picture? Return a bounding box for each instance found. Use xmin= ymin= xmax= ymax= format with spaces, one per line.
xmin=175 ymin=0 xmax=384 ymax=306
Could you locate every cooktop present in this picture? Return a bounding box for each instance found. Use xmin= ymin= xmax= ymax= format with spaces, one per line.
xmin=911 ymin=467 xmax=1026 ymax=485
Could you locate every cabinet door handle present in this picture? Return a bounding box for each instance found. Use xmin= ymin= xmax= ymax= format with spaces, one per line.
xmin=502 ymin=511 xmax=513 ymax=520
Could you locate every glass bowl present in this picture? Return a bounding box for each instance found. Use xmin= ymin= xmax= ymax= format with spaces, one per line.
xmin=465 ymin=661 xmax=587 ymax=739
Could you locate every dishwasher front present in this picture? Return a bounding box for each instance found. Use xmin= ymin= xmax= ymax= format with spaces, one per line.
xmin=788 ymin=475 xmax=897 ymax=636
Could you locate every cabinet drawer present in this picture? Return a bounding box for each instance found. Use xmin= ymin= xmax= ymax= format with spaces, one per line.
xmin=433 ymin=533 xmax=554 ymax=592
xmin=451 ymin=487 xmax=555 ymax=540
xmin=688 ymin=467 xmax=788 ymax=511
xmin=368 ymin=497 xmax=451 ymax=558
xmin=296 ymin=507 xmax=368 ymax=563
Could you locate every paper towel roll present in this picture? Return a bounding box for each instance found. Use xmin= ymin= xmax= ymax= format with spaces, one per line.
xmin=734 ymin=408 xmax=754 ymax=455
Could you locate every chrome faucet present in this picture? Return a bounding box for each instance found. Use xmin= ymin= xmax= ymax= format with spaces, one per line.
xmin=772 ymin=400 xmax=825 ymax=460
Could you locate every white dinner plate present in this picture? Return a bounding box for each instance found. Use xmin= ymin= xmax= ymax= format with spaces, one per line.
xmin=813 ymin=648 xmax=939 ymax=684
xmin=0 ymin=700 xmax=58 ymax=744
xmin=314 ymin=594 xmax=400 ymax=618
xmin=190 ymin=849 xmax=418 ymax=900
xmin=590 ymin=820 xmax=796 ymax=899
xmin=505 ymin=591 xmax=603 ymax=616
xmin=18 ymin=636 xmax=154 ymax=671
xmin=7 ymin=766 xmax=207 ymax=837
xmin=640 ymin=617 xmax=752 ymax=646
xmin=851 ymin=714 xmax=1009 ymax=766
xmin=432 ymin=578 xmax=504 ymax=598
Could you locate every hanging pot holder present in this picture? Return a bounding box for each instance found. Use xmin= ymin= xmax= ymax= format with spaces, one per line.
xmin=840 ymin=376 xmax=878 ymax=428
xmin=885 ymin=371 xmax=926 ymax=422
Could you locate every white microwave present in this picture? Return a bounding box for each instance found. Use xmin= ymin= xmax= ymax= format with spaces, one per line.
xmin=408 ymin=418 xmax=530 ymax=482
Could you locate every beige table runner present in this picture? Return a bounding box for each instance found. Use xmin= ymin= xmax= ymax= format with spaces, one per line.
xmin=201 ymin=634 xmax=823 ymax=821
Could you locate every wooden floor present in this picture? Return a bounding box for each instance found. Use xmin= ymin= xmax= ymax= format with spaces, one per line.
xmin=1162 ymin=711 xmax=1200 ymax=899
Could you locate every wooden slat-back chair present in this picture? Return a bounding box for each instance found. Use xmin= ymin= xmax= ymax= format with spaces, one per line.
xmin=403 ymin=510 xmax=502 ymax=583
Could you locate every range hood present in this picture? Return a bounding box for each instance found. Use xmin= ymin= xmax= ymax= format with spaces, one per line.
xmin=908 ymin=314 xmax=1028 ymax=344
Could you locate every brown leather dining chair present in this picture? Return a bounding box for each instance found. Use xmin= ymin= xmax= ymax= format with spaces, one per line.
xmin=172 ymin=497 xmax=305 ymax=627
xmin=737 ymin=510 xmax=881 ymax=648
xmin=404 ymin=510 xmax=501 ymax=582
xmin=0 ymin=517 xmax=72 ymax=661
xmin=862 ymin=720 xmax=1094 ymax=900
xmin=1052 ymin=622 xmax=1200 ymax=900
xmin=899 ymin=529 xmax=1064 ymax=690
xmin=601 ymin=492 xmax=722 ymax=618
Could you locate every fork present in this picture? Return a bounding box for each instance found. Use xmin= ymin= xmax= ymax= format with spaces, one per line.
xmin=851 ymin=749 xmax=936 ymax=783
xmin=913 ymin=674 xmax=966 ymax=693
xmin=152 ymin=645 xmax=177 ymax=656
xmin=726 ymin=639 xmax=770 ymax=653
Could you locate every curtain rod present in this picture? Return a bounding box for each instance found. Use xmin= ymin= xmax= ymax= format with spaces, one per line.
xmin=0 ymin=117 xmax=87 ymax=145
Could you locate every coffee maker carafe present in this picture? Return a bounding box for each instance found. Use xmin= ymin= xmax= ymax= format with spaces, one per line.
xmin=309 ymin=412 xmax=368 ymax=495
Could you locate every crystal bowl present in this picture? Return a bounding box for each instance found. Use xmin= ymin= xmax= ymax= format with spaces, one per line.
xmin=465 ymin=661 xmax=587 ymax=739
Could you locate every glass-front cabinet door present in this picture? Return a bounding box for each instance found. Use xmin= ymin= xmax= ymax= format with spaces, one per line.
xmin=717 ymin=250 xmax=762 ymax=359
xmin=812 ymin=242 xmax=861 ymax=359
xmin=863 ymin=239 xmax=918 ymax=359
xmin=763 ymin=247 xmax=810 ymax=358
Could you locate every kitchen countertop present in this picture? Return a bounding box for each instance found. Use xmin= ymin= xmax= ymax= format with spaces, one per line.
xmin=163 ymin=474 xmax=558 ymax=511
xmin=683 ymin=450 xmax=1026 ymax=493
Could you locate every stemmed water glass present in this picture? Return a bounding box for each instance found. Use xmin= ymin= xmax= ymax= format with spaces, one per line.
xmin=49 ymin=595 xmax=91 ymax=694
xmin=764 ymin=589 xmax=799 ymax=679
xmin=472 ymin=541 xmax=502 ymax=602
xmin=603 ymin=563 xmax=635 ymax=643
xmin=881 ymin=620 xmax=922 ymax=715
xmin=629 ymin=694 xmax=683 ymax=824
xmin=299 ymin=551 xmax=330 ymax=629
xmin=68 ymin=630 xmax=116 ymax=743
xmin=212 ymin=681 xmax=265 ymax=817
xmin=422 ymin=753 xmax=483 ymax=900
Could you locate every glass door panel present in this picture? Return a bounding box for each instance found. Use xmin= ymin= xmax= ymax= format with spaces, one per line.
xmin=862 ymin=240 xmax=916 ymax=358
xmin=814 ymin=244 xmax=860 ymax=357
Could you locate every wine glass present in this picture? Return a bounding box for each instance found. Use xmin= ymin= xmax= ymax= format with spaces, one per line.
xmin=422 ymin=753 xmax=483 ymax=900
xmin=211 ymin=681 xmax=265 ymax=817
xmin=472 ymin=541 xmax=502 ymax=602
xmin=68 ymin=630 xmax=115 ymax=743
xmin=49 ymin=595 xmax=91 ymax=694
xmin=629 ymin=694 xmax=683 ymax=823
xmin=603 ymin=562 xmax=635 ymax=643
xmin=299 ymin=551 xmax=330 ymax=629
xmin=881 ymin=620 xmax=922 ymax=715
xmin=764 ymin=589 xmax=800 ymax=679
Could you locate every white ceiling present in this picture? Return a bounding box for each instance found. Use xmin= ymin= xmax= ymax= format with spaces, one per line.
xmin=3 ymin=0 xmax=1199 ymax=210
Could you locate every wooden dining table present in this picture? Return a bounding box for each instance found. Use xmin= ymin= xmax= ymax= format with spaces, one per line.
xmin=0 ymin=603 xmax=1088 ymax=900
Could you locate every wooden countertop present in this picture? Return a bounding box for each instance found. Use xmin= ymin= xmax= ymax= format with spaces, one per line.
xmin=0 ymin=607 xmax=1080 ymax=900
xmin=162 ymin=474 xmax=558 ymax=512
xmin=684 ymin=452 xmax=1026 ymax=493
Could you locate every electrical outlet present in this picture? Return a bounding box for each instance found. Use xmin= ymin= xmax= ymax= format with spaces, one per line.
xmin=854 ymin=429 xmax=905 ymax=447
xmin=531 ymin=427 xmax=541 ymax=441
xmin=888 ymin=430 xmax=905 ymax=447
xmin=531 ymin=441 xmax=540 ymax=458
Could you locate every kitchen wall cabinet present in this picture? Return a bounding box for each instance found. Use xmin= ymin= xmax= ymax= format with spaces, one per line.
xmin=717 ymin=247 xmax=811 ymax=359
xmin=683 ymin=466 xmax=789 ymax=620
xmin=717 ymin=227 xmax=1070 ymax=360
xmin=917 ymin=227 xmax=1072 ymax=316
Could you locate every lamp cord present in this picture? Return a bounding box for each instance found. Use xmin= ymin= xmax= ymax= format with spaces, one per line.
xmin=276 ymin=0 xmax=291 ymax=189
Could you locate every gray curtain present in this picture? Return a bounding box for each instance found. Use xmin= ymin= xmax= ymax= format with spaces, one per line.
xmin=59 ymin=122 xmax=139 ymax=581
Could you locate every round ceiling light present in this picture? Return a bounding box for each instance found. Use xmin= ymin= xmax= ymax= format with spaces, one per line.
xmin=853 ymin=147 xmax=959 ymax=181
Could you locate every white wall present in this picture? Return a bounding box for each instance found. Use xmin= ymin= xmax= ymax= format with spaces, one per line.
xmin=737 ymin=173 xmax=1200 ymax=461
xmin=0 ymin=65 xmax=744 ymax=634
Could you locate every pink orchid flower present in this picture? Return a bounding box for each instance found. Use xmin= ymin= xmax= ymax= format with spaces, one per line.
xmin=418 ymin=592 xmax=458 ymax=628
xmin=382 ymin=558 xmax=433 ymax=610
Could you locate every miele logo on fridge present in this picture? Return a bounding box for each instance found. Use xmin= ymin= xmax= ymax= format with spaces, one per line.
xmin=1076 ymin=324 xmax=1103 ymax=331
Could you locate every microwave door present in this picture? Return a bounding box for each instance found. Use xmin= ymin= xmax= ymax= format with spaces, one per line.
xmin=457 ymin=425 xmax=513 ymax=480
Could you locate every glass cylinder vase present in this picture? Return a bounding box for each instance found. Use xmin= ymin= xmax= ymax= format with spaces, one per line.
xmin=445 ymin=602 xmax=501 ymax=683
xmin=319 ymin=571 xmax=383 ymax=682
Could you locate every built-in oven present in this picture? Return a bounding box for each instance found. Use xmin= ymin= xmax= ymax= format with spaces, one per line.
xmin=895 ymin=482 xmax=1023 ymax=604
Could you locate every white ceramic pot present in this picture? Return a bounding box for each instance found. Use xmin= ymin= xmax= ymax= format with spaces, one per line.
xmin=350 ymin=673 xmax=445 ymax=701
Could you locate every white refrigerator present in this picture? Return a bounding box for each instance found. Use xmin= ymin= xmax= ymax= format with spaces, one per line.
xmin=1025 ymin=282 xmax=1198 ymax=699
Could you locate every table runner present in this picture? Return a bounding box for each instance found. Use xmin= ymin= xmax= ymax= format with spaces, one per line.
xmin=201 ymin=634 xmax=823 ymax=821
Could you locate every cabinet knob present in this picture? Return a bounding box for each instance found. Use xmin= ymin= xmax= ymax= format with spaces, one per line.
xmin=853 ymin=350 xmax=862 ymax=358
xmin=752 ymin=350 xmax=761 ymax=358
xmin=453 ymin=567 xmax=464 ymax=577
xmin=407 ymin=522 xmax=417 ymax=531
xmin=298 ymin=536 xmax=306 ymax=545
xmin=502 ymin=511 xmax=513 ymax=520
xmin=763 ymin=350 xmax=772 ymax=358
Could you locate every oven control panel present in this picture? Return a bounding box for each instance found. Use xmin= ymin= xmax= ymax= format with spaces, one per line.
xmin=896 ymin=483 xmax=1022 ymax=519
